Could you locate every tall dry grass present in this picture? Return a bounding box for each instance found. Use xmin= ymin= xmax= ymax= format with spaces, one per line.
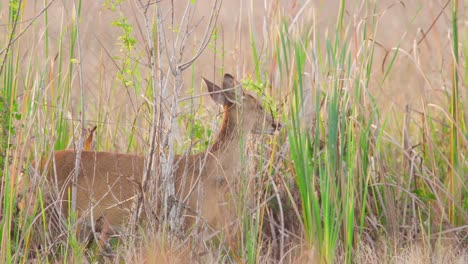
xmin=1 ymin=0 xmax=466 ymax=263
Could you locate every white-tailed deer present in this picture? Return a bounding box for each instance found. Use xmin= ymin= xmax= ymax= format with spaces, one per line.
xmin=37 ymin=73 xmax=280 ymax=252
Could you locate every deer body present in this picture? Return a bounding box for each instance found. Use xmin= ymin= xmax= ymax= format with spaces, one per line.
xmin=42 ymin=74 xmax=279 ymax=245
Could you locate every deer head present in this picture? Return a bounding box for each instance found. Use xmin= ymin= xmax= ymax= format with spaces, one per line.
xmin=202 ymin=74 xmax=281 ymax=138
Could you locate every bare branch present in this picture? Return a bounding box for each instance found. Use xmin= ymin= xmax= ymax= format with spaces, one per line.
xmin=0 ymin=0 xmax=58 ymax=57
xmin=71 ymin=0 xmax=87 ymax=215
xmin=177 ymin=0 xmax=223 ymax=71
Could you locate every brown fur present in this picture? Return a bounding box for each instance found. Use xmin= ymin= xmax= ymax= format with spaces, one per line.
xmin=41 ymin=74 xmax=280 ymax=249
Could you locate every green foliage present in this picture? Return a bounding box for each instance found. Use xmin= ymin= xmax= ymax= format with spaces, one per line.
xmin=448 ymin=0 xmax=463 ymax=225
xmin=113 ymin=16 xmax=137 ymax=52
xmin=242 ymin=79 xmax=278 ymax=119
xmin=103 ymin=0 xmax=125 ymax=12
xmin=111 ymin=12 xmax=139 ymax=89
xmin=8 ymin=0 xmax=19 ymax=22
xmin=208 ymin=27 xmax=218 ymax=50
xmin=177 ymin=111 xmax=212 ymax=153
xmin=1 ymin=0 xmax=466 ymax=262
xmin=411 ymin=189 xmax=436 ymax=203
xmin=0 ymin=96 xmax=9 ymax=174
xmin=245 ymin=214 xmax=260 ymax=264
xmin=0 ymin=95 xmax=20 ymax=177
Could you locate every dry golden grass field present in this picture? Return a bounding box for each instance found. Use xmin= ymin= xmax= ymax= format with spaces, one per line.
xmin=0 ymin=0 xmax=467 ymax=263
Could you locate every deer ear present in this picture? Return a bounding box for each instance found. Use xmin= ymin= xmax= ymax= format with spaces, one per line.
xmin=203 ymin=77 xmax=227 ymax=105
xmin=222 ymin=73 xmax=242 ymax=104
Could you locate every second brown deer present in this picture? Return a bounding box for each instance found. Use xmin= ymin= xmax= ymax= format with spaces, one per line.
xmin=36 ymin=73 xmax=280 ymax=253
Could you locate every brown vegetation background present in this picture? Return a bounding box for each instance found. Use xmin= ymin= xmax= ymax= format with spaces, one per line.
xmin=1 ymin=0 xmax=463 ymax=145
xmin=0 ymin=0 xmax=460 ymax=105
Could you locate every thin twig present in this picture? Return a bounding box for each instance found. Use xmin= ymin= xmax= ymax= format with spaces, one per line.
xmin=177 ymin=0 xmax=223 ymax=71
xmin=71 ymin=0 xmax=86 ymax=215
xmin=0 ymin=0 xmax=57 ymax=57
xmin=0 ymin=0 xmax=23 ymax=76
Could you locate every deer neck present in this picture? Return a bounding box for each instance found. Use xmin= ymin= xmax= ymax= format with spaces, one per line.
xmin=209 ymin=104 xmax=247 ymax=166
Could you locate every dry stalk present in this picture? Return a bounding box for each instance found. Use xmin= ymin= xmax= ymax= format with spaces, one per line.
xmin=71 ymin=0 xmax=86 ymax=219
xmin=134 ymin=0 xmax=222 ymax=236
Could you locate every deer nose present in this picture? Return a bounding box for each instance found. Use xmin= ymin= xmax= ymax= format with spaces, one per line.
xmin=272 ymin=122 xmax=282 ymax=131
